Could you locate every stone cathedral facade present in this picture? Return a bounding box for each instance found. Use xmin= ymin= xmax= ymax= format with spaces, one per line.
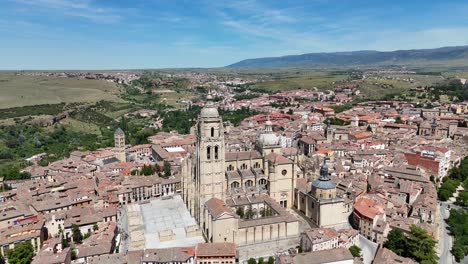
xmin=181 ymin=102 xmax=299 ymax=250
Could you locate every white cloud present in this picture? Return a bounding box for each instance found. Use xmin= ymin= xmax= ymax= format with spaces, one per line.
xmin=11 ymin=0 xmax=122 ymax=23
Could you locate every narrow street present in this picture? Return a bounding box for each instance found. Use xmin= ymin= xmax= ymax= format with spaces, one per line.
xmin=359 ymin=235 xmax=378 ymax=264
xmin=439 ymin=202 xmax=454 ymax=264
xmin=438 ymin=202 xmax=468 ymax=264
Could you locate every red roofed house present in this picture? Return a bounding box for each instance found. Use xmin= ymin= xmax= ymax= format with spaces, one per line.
xmin=195 ymin=242 xmax=236 ymax=264
xmin=352 ymin=196 xmax=388 ymax=243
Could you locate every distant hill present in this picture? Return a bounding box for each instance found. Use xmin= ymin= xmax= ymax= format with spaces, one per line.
xmin=226 ymin=45 xmax=468 ymax=68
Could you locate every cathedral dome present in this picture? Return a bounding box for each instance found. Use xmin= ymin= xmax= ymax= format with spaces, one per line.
xmin=312 ymin=161 xmax=336 ymax=190
xmin=312 ymin=178 xmax=336 ymax=190
xmin=200 ymin=106 xmax=219 ymax=118
xmin=258 ymin=133 xmax=279 ymax=146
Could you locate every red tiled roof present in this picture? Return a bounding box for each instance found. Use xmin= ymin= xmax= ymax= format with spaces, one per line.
xmin=196 ymin=243 xmax=236 ymax=257
xmin=353 ymin=197 xmax=385 ymax=220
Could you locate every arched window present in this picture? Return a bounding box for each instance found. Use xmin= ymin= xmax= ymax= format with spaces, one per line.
xmin=231 ymin=181 xmax=240 ymax=189
xmin=259 ymin=178 xmax=267 ymax=186
xmin=211 ymin=127 xmax=215 ymax=137
xmin=254 ymin=162 xmax=260 ymax=169
xmin=215 ymin=146 xmax=219 ymax=159
xmin=241 ymin=163 xmax=247 ymax=170
xmin=245 ymin=180 xmax=253 ymax=188
xmin=207 ymin=146 xmax=211 ymax=160
xmin=227 ymin=165 xmax=234 ymax=171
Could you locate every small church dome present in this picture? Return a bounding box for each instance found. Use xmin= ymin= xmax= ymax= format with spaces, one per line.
xmin=258 ymin=133 xmax=279 ymax=146
xmin=200 ymin=106 xmax=219 ymax=118
xmin=312 ymin=161 xmax=336 ymax=190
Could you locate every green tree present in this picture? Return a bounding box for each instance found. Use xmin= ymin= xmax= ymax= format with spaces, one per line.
xmin=7 ymin=241 xmax=34 ymax=264
xmin=71 ymin=250 xmax=77 ymax=260
xmin=395 ymin=116 xmax=404 ymax=124
xmin=267 ymin=256 xmax=274 ymax=264
xmin=247 ymin=258 xmax=257 ymax=264
xmin=0 ymin=253 xmax=5 ymax=264
xmin=141 ymin=165 xmax=155 ymax=176
xmin=405 ymin=225 xmax=438 ymax=264
xmin=61 ymin=238 xmax=69 ymax=248
xmin=349 ymin=245 xmax=362 ymax=258
xmin=456 ymin=191 xmax=468 ymax=206
xmin=258 ymin=257 xmax=264 ymax=264
xmin=163 ymin=160 xmax=171 ymax=177
xmin=93 ymin=223 xmax=99 ymax=231
xmin=71 ymin=224 xmax=83 ymax=244
xmin=447 ymin=209 xmax=468 ymax=262
xmin=236 ymin=207 xmax=244 ymax=218
xmin=384 ymin=229 xmax=407 ymax=255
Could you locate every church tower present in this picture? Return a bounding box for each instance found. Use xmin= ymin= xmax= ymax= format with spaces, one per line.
xmin=311 ymin=161 xmax=337 ymax=199
xmin=194 ymin=101 xmax=226 ymax=222
xmin=114 ymin=128 xmax=126 ymax=162
xmin=325 ymin=120 xmax=333 ymax=143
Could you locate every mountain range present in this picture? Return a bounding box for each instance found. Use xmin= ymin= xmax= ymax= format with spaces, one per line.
xmin=226 ymin=45 xmax=468 ymax=68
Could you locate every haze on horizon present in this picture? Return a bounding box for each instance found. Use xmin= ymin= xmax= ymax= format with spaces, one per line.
xmin=1 ymin=0 xmax=468 ymax=70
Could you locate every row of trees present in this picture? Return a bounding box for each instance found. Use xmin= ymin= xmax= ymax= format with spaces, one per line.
xmin=219 ymin=107 xmax=258 ymax=126
xmin=384 ymin=225 xmax=438 ymax=264
xmin=446 ymin=209 xmax=468 ymax=262
xmin=132 ymin=162 xmax=171 ymax=178
xmin=438 ymin=156 xmax=468 ymax=202
xmin=247 ymin=256 xmax=275 ymax=264
xmin=236 ymin=205 xmax=276 ymax=220
xmin=430 ymin=79 xmax=468 ymax=102
xmin=323 ymin=117 xmax=351 ymax=126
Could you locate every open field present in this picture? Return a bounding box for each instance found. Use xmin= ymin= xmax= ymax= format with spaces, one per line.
xmin=53 ymin=118 xmax=102 ymax=135
xmin=0 ymin=73 xmax=123 ymax=109
xmin=159 ymin=91 xmax=195 ymax=108
xmin=253 ymin=71 xmax=348 ymax=92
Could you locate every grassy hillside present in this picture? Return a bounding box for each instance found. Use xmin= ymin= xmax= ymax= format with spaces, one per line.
xmin=0 ymin=73 xmax=122 ymax=109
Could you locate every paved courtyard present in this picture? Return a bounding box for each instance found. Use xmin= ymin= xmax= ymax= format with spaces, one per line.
xmin=131 ymin=195 xmax=205 ymax=249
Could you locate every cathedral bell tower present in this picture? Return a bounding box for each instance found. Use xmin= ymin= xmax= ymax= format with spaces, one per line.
xmin=194 ymin=98 xmax=226 ymax=221
xmin=114 ymin=128 xmax=126 ymax=162
xmin=325 ymin=119 xmax=333 ymax=143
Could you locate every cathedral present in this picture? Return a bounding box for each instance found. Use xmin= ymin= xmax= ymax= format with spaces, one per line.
xmin=181 ymin=102 xmax=299 ymax=252
xmin=180 ymin=101 xmax=351 ymax=257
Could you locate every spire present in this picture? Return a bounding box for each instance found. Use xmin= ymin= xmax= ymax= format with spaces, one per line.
xmin=206 ymin=89 xmax=213 ymax=101
xmin=265 ymin=114 xmax=273 ymax=132
xmin=319 ymin=160 xmax=330 ymax=181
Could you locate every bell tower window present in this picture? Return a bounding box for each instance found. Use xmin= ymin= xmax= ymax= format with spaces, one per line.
xmin=215 ymin=146 xmax=219 ymax=159
xmin=211 ymin=127 xmax=215 ymax=137
xmin=207 ymin=146 xmax=211 ymax=160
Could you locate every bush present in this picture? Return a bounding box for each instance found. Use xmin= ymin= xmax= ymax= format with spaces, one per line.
xmin=7 ymin=242 xmax=34 ymax=264
xmin=247 ymin=258 xmax=257 ymax=264
xmin=349 ymin=245 xmax=362 ymax=258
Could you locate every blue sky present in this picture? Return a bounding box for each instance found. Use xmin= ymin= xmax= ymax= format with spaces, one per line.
xmin=1 ymin=0 xmax=468 ymax=69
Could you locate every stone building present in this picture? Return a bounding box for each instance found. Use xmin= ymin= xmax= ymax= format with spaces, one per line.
xmin=294 ymin=161 xmax=349 ymax=228
xmin=181 ymin=102 xmax=300 ymax=256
